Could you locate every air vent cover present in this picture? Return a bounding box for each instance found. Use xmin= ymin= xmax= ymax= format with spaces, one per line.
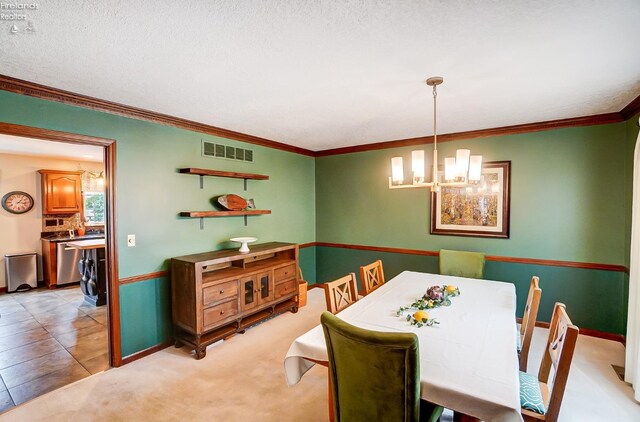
xmin=202 ymin=140 xmax=254 ymax=163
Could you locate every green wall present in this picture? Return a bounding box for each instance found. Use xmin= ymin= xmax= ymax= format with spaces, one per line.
xmin=120 ymin=276 xmax=172 ymax=356
xmin=315 ymin=246 xmax=627 ymax=334
xmin=299 ymin=246 xmax=317 ymax=283
xmin=0 ymin=90 xmax=316 ymax=356
xmin=0 ymin=87 xmax=635 ymax=348
xmin=625 ymin=114 xmax=640 ymax=267
xmin=315 ymin=123 xmax=633 ymax=335
xmin=316 ymin=124 xmax=629 ymax=264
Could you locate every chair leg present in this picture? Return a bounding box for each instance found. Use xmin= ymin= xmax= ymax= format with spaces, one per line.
xmin=420 ymin=400 xmax=444 ymax=422
xmin=327 ymin=368 xmax=335 ymax=422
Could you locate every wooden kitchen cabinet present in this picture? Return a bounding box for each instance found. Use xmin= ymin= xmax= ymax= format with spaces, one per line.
xmin=171 ymin=242 xmax=299 ymax=359
xmin=38 ymin=170 xmax=83 ymax=214
xmin=41 ymin=239 xmax=57 ymax=288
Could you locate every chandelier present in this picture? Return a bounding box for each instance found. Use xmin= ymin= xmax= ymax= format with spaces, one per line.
xmin=389 ymin=77 xmax=482 ymax=192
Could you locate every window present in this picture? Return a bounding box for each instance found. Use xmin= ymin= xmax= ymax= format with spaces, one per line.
xmin=84 ymin=191 xmax=105 ymax=225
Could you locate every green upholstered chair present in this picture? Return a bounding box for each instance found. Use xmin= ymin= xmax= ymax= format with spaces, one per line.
xmin=320 ymin=312 xmax=444 ymax=422
xmin=438 ymin=249 xmax=485 ymax=279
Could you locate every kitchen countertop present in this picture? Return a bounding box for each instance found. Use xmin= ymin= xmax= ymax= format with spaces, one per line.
xmin=41 ymin=233 xmax=105 ymax=243
xmin=65 ymin=239 xmax=105 ymax=250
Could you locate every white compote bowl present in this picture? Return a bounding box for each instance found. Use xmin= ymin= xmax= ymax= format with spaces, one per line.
xmin=230 ymin=237 xmax=258 ymax=253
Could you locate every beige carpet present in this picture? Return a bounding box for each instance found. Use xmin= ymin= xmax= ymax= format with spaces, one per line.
xmin=1 ymin=288 xmax=639 ymax=421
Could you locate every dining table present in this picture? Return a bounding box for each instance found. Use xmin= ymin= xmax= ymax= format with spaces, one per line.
xmin=284 ymin=270 xmax=523 ymax=422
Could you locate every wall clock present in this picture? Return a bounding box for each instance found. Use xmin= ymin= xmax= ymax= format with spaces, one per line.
xmin=2 ymin=191 xmax=35 ymax=214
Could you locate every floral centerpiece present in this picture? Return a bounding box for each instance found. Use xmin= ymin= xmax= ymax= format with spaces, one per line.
xmin=397 ymin=285 xmax=460 ymax=327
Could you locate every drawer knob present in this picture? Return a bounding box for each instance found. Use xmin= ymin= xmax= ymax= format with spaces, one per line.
xmin=220 ymin=310 xmax=224 ymax=315
xmin=219 ymin=290 xmax=224 ymax=294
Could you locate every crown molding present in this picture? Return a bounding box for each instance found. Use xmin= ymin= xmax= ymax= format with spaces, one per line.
xmin=315 ymin=112 xmax=624 ymax=157
xmin=0 ymin=74 xmax=315 ymax=157
xmin=621 ymin=93 xmax=640 ymax=120
xmin=1 ymin=74 xmax=638 ymax=158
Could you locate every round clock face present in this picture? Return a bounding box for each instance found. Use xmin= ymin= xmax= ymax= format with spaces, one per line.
xmin=2 ymin=191 xmax=35 ymax=214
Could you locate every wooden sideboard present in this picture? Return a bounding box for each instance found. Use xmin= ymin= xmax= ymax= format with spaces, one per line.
xmin=171 ymin=242 xmax=299 ymax=359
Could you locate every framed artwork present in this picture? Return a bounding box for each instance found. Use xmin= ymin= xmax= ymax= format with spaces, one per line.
xmin=430 ymin=161 xmax=511 ymax=238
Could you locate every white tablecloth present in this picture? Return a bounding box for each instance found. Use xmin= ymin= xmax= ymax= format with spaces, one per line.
xmin=284 ymin=271 xmax=523 ymax=422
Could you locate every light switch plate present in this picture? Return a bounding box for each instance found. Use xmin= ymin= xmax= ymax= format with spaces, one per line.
xmin=127 ymin=234 xmax=136 ymax=247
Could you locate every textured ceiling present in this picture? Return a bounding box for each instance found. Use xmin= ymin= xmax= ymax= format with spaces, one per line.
xmin=0 ymin=134 xmax=103 ymax=162
xmin=1 ymin=1 xmax=639 ymax=151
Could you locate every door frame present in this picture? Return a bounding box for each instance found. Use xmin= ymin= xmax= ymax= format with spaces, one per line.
xmin=0 ymin=121 xmax=123 ymax=366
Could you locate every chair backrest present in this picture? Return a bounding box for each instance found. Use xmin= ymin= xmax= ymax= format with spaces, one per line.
xmin=320 ymin=311 xmax=421 ymax=422
xmin=519 ymin=276 xmax=542 ymax=372
xmin=324 ymin=273 xmax=358 ymax=314
xmin=359 ymin=260 xmax=385 ymax=296
xmin=439 ymin=249 xmax=486 ymax=279
xmin=538 ymin=303 xmax=579 ymax=421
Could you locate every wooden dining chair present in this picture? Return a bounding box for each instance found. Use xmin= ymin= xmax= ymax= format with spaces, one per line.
xmin=519 ymin=276 xmax=542 ymax=372
xmin=359 ymin=259 xmax=385 ymax=296
xmin=439 ymin=249 xmax=486 ymax=279
xmin=520 ymin=303 xmax=578 ymax=422
xmin=320 ymin=312 xmax=444 ymax=422
xmin=324 ymin=273 xmax=358 ymax=314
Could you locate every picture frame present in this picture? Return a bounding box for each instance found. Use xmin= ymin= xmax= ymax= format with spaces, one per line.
xmin=430 ymin=161 xmax=511 ymax=238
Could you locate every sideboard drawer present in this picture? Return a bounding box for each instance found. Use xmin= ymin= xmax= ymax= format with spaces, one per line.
xmin=203 ymin=280 xmax=238 ymax=307
xmin=274 ymin=263 xmax=296 ymax=284
xmin=203 ymin=300 xmax=238 ymax=328
xmin=275 ymin=279 xmax=297 ymax=299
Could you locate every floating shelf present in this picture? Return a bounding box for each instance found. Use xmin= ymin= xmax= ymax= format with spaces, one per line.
xmin=179 ymin=168 xmax=269 ymax=189
xmin=179 ymin=209 xmax=271 ymax=229
xmin=179 ymin=210 xmax=271 ymax=218
xmin=179 ymin=168 xmax=269 ymax=180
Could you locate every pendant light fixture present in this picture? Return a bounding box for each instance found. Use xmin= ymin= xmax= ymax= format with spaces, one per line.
xmin=389 ymin=77 xmax=482 ymax=191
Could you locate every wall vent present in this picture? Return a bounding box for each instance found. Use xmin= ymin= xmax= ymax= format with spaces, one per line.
xmin=202 ymin=141 xmax=254 ymax=163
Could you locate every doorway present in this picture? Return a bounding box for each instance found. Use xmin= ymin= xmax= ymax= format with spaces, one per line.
xmin=0 ymin=122 xmax=120 ymax=411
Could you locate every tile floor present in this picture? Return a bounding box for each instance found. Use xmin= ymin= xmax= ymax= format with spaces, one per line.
xmin=0 ymin=286 xmax=108 ymax=412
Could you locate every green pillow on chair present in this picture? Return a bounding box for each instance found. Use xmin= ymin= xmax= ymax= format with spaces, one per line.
xmin=519 ymin=371 xmax=546 ymax=415
xmin=439 ymin=249 xmax=485 ymax=279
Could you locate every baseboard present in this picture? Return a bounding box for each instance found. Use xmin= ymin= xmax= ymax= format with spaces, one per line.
xmin=0 ymin=286 xmax=6 ymax=294
xmin=121 ymin=341 xmax=172 ymax=365
xmin=517 ymin=317 xmax=625 ymax=345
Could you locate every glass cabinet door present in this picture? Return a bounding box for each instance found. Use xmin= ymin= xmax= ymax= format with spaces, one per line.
xmin=241 ymin=276 xmax=257 ymax=310
xmin=258 ymin=271 xmax=273 ymax=303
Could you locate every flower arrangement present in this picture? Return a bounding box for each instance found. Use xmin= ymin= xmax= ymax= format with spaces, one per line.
xmin=397 ymin=285 xmax=461 ymax=327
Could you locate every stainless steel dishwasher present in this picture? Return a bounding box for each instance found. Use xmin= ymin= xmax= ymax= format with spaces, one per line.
xmin=56 ymin=242 xmax=83 ymax=285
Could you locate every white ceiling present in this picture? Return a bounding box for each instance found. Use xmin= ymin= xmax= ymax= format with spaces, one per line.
xmin=1 ymin=1 xmax=639 ymax=151
xmin=0 ymin=134 xmax=104 ymax=162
